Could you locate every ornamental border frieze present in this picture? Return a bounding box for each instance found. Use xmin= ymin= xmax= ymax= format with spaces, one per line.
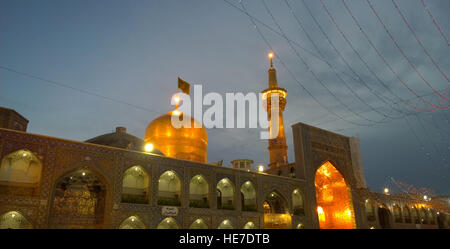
xmin=238 ymin=177 xmax=257 ymax=189
xmin=307 ymin=126 xmax=348 ymax=147
xmin=116 ymin=203 xmax=156 ymax=212
xmin=186 ymin=207 xmax=217 ymax=216
xmin=0 ymin=195 xmax=40 ymax=207
xmin=121 ymin=157 xmax=153 ymax=173
xmin=1 ymin=137 xmax=49 ymax=162
xmin=312 ymin=153 xmax=349 ymax=169
xmin=215 ymin=173 xmax=236 ymax=185
xmin=311 ymin=141 xmax=347 ymax=156
xmin=187 ymin=167 xmax=213 ymax=179
xmin=52 ymin=147 xmax=116 ymax=182
xmin=158 ymin=164 xmax=184 ymax=178
xmin=261 ymin=181 xmax=290 ymax=202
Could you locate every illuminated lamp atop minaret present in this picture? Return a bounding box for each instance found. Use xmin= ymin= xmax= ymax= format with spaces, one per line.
xmin=262 ymin=52 xmax=288 ymax=169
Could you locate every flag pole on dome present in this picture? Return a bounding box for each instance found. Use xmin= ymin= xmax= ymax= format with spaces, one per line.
xmin=178 ymin=77 xmax=191 ymax=95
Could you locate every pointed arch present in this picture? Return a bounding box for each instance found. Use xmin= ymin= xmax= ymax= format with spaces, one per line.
xmin=157 ymin=217 xmax=179 ymax=229
xmin=49 ymin=168 xmax=107 ymax=228
xmin=241 ymin=181 xmax=256 ymax=212
xmin=0 ymin=149 xmax=43 ymax=196
xmin=243 ymin=221 xmax=255 ymax=229
xmin=314 ymin=161 xmax=355 ymax=229
xmin=158 ymin=170 xmax=181 ymax=206
xmin=403 ymin=205 xmax=412 ymax=223
xmin=121 ymin=165 xmax=149 ymax=204
xmin=393 ymin=204 xmax=402 ymax=223
xmin=429 ymin=209 xmax=436 ymax=225
xmin=119 ymin=216 xmax=145 ymax=229
xmin=365 ymin=199 xmax=375 ymax=221
xmin=217 ymin=178 xmax=234 ymax=210
xmin=189 ymin=174 xmax=209 ymax=208
xmin=420 ymin=207 xmax=428 ymax=224
xmin=218 ymin=219 xmax=233 ymax=229
xmin=0 ymin=211 xmax=32 ymax=229
xmin=263 ymin=190 xmax=291 ymax=229
xmin=412 ymin=206 xmax=420 ymax=224
xmin=292 ymin=189 xmax=304 ymax=215
xmin=189 ymin=218 xmax=208 ymax=229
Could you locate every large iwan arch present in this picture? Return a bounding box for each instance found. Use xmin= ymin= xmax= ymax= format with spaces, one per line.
xmin=314 ymin=161 xmax=355 ymax=229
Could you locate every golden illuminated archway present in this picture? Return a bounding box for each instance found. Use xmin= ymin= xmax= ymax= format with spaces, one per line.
xmin=315 ymin=161 xmax=355 ymax=229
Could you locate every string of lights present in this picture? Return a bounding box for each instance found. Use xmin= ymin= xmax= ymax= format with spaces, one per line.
xmin=403 ymin=114 xmax=446 ymax=173
xmin=389 ymin=177 xmax=449 ymax=215
xmin=341 ymin=0 xmax=448 ymax=112
xmin=365 ymin=0 xmax=449 ymax=104
xmin=391 ymin=0 xmax=449 ymax=83
xmin=419 ymin=0 xmax=449 ymax=46
xmin=414 ymin=113 xmax=449 ymax=169
xmin=261 ymin=0 xmax=395 ymax=124
xmin=282 ymin=0 xmax=404 ymax=120
xmin=316 ymin=0 xmax=423 ymax=117
xmin=311 ymin=87 xmax=448 ymax=127
xmin=226 ymin=0 xmax=379 ymax=127
xmin=222 ymin=0 xmax=382 ymax=93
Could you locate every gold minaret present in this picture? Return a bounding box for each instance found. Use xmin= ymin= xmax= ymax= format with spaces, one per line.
xmin=262 ymin=53 xmax=288 ymax=169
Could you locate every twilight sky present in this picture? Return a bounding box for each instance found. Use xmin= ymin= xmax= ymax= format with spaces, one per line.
xmin=0 ymin=0 xmax=449 ymax=194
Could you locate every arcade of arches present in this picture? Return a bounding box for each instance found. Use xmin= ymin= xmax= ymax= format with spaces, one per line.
xmin=315 ymin=161 xmax=356 ymax=229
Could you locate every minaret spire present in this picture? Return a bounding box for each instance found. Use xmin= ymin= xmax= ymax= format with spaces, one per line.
xmin=262 ymin=52 xmax=288 ymax=169
xmin=267 ymin=52 xmax=278 ymax=88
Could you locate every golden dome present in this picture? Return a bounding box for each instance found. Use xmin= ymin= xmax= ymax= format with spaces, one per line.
xmin=144 ymin=110 xmax=207 ymax=163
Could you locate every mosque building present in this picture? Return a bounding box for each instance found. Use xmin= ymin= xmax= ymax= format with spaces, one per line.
xmin=0 ymin=55 xmax=448 ymax=229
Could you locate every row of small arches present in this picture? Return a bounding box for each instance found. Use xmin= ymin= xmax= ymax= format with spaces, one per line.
xmin=119 ymin=216 xmax=256 ymax=229
xmin=122 ymin=166 xmax=305 ymax=214
xmin=365 ymin=200 xmax=438 ymax=224
xmin=0 ymin=150 xmax=304 ymax=214
xmin=0 ymin=211 xmax=306 ymax=229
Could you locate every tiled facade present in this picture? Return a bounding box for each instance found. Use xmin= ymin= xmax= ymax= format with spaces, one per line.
xmin=0 ymin=123 xmax=448 ymax=229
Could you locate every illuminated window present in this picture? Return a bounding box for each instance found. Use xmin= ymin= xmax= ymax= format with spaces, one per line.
xmin=241 ymin=181 xmax=257 ymax=212
xmin=393 ymin=205 xmax=402 ymax=223
xmin=157 ymin=217 xmax=179 ymax=229
xmin=403 ymin=205 xmax=411 ymax=223
xmin=0 ymin=211 xmax=32 ymax=229
xmin=429 ymin=209 xmax=436 ymax=225
xmin=420 ymin=207 xmax=428 ymax=224
xmin=121 ymin=166 xmax=149 ymax=204
xmin=189 ymin=218 xmax=208 ymax=229
xmin=189 ymin=175 xmax=209 ymax=208
xmin=365 ymin=200 xmax=375 ymax=221
xmin=158 ymin=171 xmax=181 ymax=206
xmin=263 ymin=191 xmax=291 ymax=229
xmin=119 ymin=216 xmax=145 ymax=229
xmin=412 ymin=207 xmax=420 ymax=224
xmin=0 ymin=149 xmax=42 ymax=196
xmin=292 ymin=189 xmax=304 ymax=216
xmin=217 ymin=178 xmax=234 ymax=210
xmin=243 ymin=221 xmax=255 ymax=229
xmin=218 ymin=219 xmax=233 ymax=229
